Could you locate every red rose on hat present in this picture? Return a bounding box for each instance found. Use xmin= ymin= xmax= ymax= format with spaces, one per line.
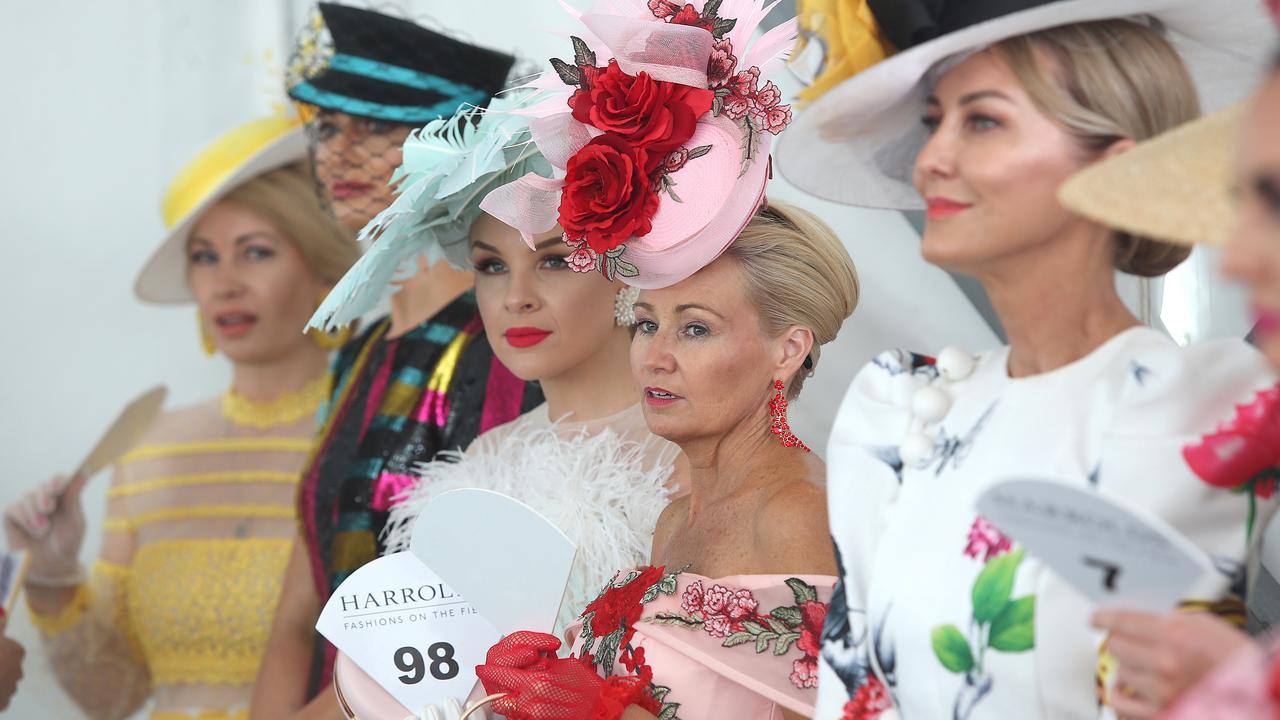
xmin=569 ymin=60 xmax=714 ymax=158
xmin=560 ymin=134 xmax=661 ymax=253
xmin=670 ymin=3 xmax=715 ymax=31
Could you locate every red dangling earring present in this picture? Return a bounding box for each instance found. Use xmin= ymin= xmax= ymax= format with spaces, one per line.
xmin=769 ymin=379 xmax=811 ymax=453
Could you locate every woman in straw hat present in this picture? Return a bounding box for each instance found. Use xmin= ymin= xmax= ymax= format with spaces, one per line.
xmin=1062 ymin=26 xmax=1280 ymax=720
xmin=2 ymin=116 xmax=358 ymax=720
xmin=775 ymin=1 xmax=1278 ymax=718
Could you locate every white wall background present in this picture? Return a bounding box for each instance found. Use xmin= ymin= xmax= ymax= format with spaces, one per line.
xmin=0 ymin=1 xmax=1257 ymax=718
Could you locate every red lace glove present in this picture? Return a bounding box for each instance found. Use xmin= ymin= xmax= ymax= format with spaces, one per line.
xmin=476 ymin=632 xmax=657 ymax=720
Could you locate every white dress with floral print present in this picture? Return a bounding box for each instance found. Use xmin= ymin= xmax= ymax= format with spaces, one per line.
xmin=813 ymin=327 xmax=1276 ymax=720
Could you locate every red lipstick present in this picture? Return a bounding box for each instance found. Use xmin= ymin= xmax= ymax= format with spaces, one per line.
xmin=926 ymin=197 xmax=972 ymax=220
xmin=504 ymin=327 xmax=552 ymax=348
xmin=332 ymin=180 xmax=375 ymax=199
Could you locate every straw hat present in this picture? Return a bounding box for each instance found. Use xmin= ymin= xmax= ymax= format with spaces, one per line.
xmin=1058 ymin=104 xmax=1243 ymax=247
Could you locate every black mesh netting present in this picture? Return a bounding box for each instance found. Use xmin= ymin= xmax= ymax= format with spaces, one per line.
xmin=302 ymin=109 xmax=414 ymax=234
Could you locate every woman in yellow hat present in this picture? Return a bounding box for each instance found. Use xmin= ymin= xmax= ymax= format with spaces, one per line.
xmin=2 ymin=116 xmax=358 ymax=720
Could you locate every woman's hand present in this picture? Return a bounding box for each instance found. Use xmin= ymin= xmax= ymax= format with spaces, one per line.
xmin=1092 ymin=608 xmax=1256 ymax=718
xmin=3 ymin=474 xmax=88 ymax=586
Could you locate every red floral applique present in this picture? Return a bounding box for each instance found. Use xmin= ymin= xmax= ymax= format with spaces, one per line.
xmin=654 ymin=577 xmax=827 ymax=690
xmin=842 ymin=675 xmax=893 ymax=720
xmin=544 ymin=0 xmax=791 ymax=279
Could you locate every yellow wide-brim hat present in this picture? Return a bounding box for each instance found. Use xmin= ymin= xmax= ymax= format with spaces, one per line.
xmin=1058 ymin=104 xmax=1243 ymax=248
xmin=134 ymin=115 xmax=308 ymax=304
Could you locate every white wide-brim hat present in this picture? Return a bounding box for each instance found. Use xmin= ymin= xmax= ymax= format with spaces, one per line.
xmin=134 ymin=116 xmax=307 ymax=303
xmin=777 ymin=0 xmax=1275 ymax=210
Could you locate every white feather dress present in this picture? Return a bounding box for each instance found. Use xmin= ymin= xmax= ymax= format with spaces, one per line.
xmin=381 ymin=403 xmax=680 ymax=637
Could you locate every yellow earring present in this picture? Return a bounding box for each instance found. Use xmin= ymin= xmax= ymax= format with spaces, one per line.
xmin=198 ymin=312 xmax=216 ymax=357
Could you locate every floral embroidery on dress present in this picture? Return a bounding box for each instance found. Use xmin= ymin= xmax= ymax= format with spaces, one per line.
xmin=652 ymin=576 xmax=827 ymax=691
xmin=930 ymin=520 xmax=1036 ymax=719
xmin=578 ymin=565 xmax=830 ymax=719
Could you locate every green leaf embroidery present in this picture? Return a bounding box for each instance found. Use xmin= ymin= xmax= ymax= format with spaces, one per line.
xmin=972 ymin=548 xmax=1024 ymax=624
xmin=571 ymin=36 xmax=596 ymax=68
xmin=755 ymin=631 xmax=778 ymax=653
xmin=658 ymin=703 xmax=681 ymax=720
xmin=723 ymin=631 xmax=754 ymax=647
xmin=651 ymin=686 xmax=670 ymax=703
xmin=785 ymin=577 xmax=818 ymax=605
xmin=649 ymin=612 xmax=704 ymax=630
xmin=711 ymin=17 xmax=736 ymax=40
xmin=931 ymin=624 xmax=975 ymax=674
xmin=549 ymin=57 xmax=581 ymax=86
xmin=764 ymin=616 xmax=792 ymax=635
xmin=774 ymin=632 xmax=801 ymax=655
xmin=988 ymin=595 xmax=1036 ymax=652
xmin=742 ymin=620 xmax=767 ymax=636
xmin=657 ymin=573 xmax=679 ymax=595
xmin=686 ymin=144 xmax=713 ymax=160
xmin=770 ymin=605 xmax=803 ymax=627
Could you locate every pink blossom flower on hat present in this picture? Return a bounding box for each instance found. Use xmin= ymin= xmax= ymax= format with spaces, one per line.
xmin=648 ymin=0 xmax=680 ymax=19
xmin=566 ymin=244 xmax=596 ymax=273
xmin=708 ymin=39 xmax=737 ymax=87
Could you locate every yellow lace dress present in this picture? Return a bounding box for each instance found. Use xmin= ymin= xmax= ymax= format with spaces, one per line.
xmin=30 ymin=377 xmax=327 ymax=720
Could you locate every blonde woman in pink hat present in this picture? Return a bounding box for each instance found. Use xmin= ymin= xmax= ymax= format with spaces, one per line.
xmin=471 ymin=2 xmax=859 ymax=718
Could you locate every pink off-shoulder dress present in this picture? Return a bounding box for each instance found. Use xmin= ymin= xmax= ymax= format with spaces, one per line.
xmin=572 ymin=569 xmax=835 ymax=720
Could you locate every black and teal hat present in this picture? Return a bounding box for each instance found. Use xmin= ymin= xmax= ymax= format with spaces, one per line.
xmin=286 ymin=3 xmax=515 ymax=125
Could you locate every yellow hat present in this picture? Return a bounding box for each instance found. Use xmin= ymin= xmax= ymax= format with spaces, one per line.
xmin=134 ymin=115 xmax=308 ymax=303
xmin=1058 ymin=104 xmax=1243 ymax=248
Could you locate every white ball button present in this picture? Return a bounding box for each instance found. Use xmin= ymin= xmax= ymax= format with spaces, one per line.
xmin=911 ymin=385 xmax=952 ymax=423
xmin=899 ymin=432 xmax=935 ymax=469
xmin=937 ymin=346 xmax=975 ymax=382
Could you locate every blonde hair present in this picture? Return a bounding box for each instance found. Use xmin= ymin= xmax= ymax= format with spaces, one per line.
xmin=996 ymin=20 xmax=1199 ymax=277
xmin=726 ymin=200 xmax=859 ymax=399
xmin=220 ymin=162 xmax=358 ymax=284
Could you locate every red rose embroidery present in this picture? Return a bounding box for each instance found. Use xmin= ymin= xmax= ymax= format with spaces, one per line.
xmin=565 ymin=242 xmax=596 ymax=273
xmin=669 ymin=3 xmax=715 ymax=31
xmin=707 ymin=39 xmax=737 ymax=86
xmin=559 ymin=134 xmax=660 ymax=253
xmin=750 ymin=79 xmax=782 ymax=116
xmin=796 ymin=600 xmax=828 ymax=658
xmin=761 ymin=104 xmax=793 ymax=135
xmin=680 ymin=579 xmax=705 ymax=614
xmin=648 ymin=0 xmax=680 ymax=19
xmin=662 ymin=148 xmax=691 ymax=174
xmin=790 ymin=656 xmax=820 ymax=689
xmin=569 ymin=60 xmax=714 ymax=158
